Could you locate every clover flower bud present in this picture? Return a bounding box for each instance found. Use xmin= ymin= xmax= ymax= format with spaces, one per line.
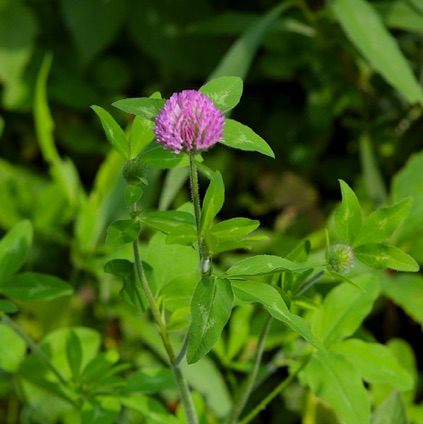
xmin=328 ymin=243 xmax=355 ymax=274
xmin=153 ymin=90 xmax=225 ymax=154
xmin=123 ymin=158 xmax=147 ymax=186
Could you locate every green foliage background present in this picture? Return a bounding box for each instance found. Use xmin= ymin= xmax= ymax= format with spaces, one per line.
xmin=1 ymin=0 xmax=423 ymax=423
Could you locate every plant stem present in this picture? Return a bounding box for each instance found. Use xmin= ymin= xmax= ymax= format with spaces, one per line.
xmin=295 ymin=270 xmax=324 ymax=297
xmin=1 ymin=314 xmax=79 ymax=408
xmin=239 ymin=357 xmax=310 ymax=424
xmin=131 ymin=205 xmax=198 ymax=424
xmin=189 ymin=154 xmax=210 ymax=276
xmin=225 ymin=314 xmax=273 ymax=424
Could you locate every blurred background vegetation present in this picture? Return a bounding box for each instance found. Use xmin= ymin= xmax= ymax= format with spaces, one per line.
xmin=1 ymin=0 xmax=423 ymax=422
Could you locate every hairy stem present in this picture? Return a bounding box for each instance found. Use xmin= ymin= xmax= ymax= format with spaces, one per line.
xmin=225 ymin=314 xmax=273 ymax=424
xmin=239 ymin=357 xmax=310 ymax=424
xmin=131 ymin=205 xmax=198 ymax=424
xmin=189 ymin=154 xmax=211 ymax=276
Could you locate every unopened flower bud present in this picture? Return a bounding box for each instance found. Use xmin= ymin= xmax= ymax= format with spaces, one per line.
xmin=122 ymin=158 xmax=147 ymax=186
xmin=328 ymin=243 xmax=355 ymax=274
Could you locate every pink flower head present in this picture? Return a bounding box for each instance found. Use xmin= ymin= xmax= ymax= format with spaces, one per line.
xmin=153 ymin=90 xmax=225 ymax=154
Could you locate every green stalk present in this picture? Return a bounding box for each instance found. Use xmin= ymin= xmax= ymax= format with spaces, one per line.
xmin=131 ymin=204 xmax=198 ymax=424
xmin=189 ymin=154 xmax=211 ymax=276
xmin=225 ymin=314 xmax=273 ymax=424
xmin=1 ymin=314 xmax=79 ymax=408
xmin=239 ymin=358 xmax=310 ymax=424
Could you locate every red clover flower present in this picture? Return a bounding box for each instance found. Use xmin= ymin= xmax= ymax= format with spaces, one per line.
xmin=153 ymin=90 xmax=225 ymax=154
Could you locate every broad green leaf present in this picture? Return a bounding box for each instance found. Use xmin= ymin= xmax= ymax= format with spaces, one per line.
xmin=231 ymin=280 xmax=318 ymax=347
xmin=372 ymin=391 xmax=407 ymax=424
xmin=354 ymin=198 xmax=412 ymax=247
xmin=195 ymin=161 xmax=225 ymax=191
xmin=141 ymin=142 xmax=189 ymax=168
xmin=381 ymin=274 xmax=423 ymax=328
xmin=91 ymin=105 xmax=129 ymax=159
xmin=142 ymin=210 xmax=195 ymax=234
xmin=0 ymin=299 xmax=17 ymax=313
xmin=66 ymin=330 xmax=83 ymax=377
xmin=60 ymin=0 xmax=126 ymax=64
xmin=0 ymin=219 xmax=33 ymax=282
xmin=332 ymin=0 xmax=423 ymax=104
xmin=209 ymin=218 xmax=259 ymax=240
xmin=199 ymin=76 xmax=243 ymax=113
xmin=0 ymin=272 xmax=73 ymax=301
xmin=222 ymin=119 xmax=274 ymax=158
xmin=209 ymin=2 xmax=292 ymax=80
xmin=123 ymin=368 xmax=176 ymax=394
xmin=304 ymin=350 xmax=370 ymax=424
xmin=225 ymin=255 xmax=315 ymax=278
xmin=121 ymin=396 xmax=178 ymax=424
xmin=159 ymin=274 xmax=199 ymax=312
xmin=310 ymin=273 xmax=380 ymax=347
xmin=334 ymin=180 xmax=362 ymax=245
xmin=166 ymin=225 xmax=197 ymax=246
xmin=0 ymin=322 xmax=27 ymax=372
xmin=130 ymin=115 xmax=155 ymax=158
xmin=200 ymin=172 xmax=225 ymax=234
xmin=104 ymin=259 xmax=147 ymax=311
xmin=81 ymin=395 xmax=121 ymax=424
xmin=124 ymin=185 xmax=143 ymax=208
xmin=105 ymin=219 xmax=140 ymax=248
xmin=187 ymin=276 xmax=234 ymax=364
xmin=112 ymin=98 xmax=166 ymax=121
xmin=332 ymin=339 xmax=412 ymax=390
xmin=354 ymin=243 xmax=419 ymax=272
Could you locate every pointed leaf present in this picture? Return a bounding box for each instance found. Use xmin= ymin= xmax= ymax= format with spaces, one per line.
xmin=112 ymin=98 xmax=166 ymax=120
xmin=231 ymin=280 xmax=318 ymax=347
xmin=166 ymin=224 xmax=197 ymax=246
xmin=209 ymin=218 xmax=259 ymax=240
xmin=130 ymin=115 xmax=155 ymax=158
xmin=222 ymin=119 xmax=274 ymax=158
xmin=335 ymin=180 xmax=363 ymax=244
xmin=200 ymin=172 xmax=225 ymax=234
xmin=187 ymin=276 xmax=233 ymax=364
xmin=354 ymin=243 xmax=419 ymax=272
xmin=105 ymin=219 xmax=140 ymax=248
xmin=354 ymin=198 xmax=412 ymax=247
xmin=372 ymin=391 xmax=407 ymax=424
xmin=142 ymin=211 xmax=195 ymax=234
xmin=91 ymin=105 xmax=129 ymax=159
xmin=199 ymin=76 xmax=243 ymax=113
xmin=304 ymin=350 xmax=370 ymax=424
xmin=0 ymin=220 xmax=33 ymax=282
xmin=66 ymin=330 xmax=83 ymax=377
xmin=141 ymin=142 xmax=189 ymax=168
xmin=195 ymin=161 xmax=225 ymax=191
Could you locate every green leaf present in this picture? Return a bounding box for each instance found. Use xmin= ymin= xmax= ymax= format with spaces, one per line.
xmin=0 ymin=272 xmax=73 ymax=301
xmin=166 ymin=225 xmax=197 ymax=246
xmin=0 ymin=299 xmax=17 ymax=313
xmin=372 ymin=390 xmax=407 ymax=424
xmin=354 ymin=198 xmax=412 ymax=247
xmin=199 ymin=76 xmax=243 ymax=113
xmin=226 ymin=305 xmax=254 ymax=362
xmin=0 ymin=322 xmax=27 ymax=372
xmin=105 ymin=219 xmax=140 ymax=248
xmin=195 ymin=161 xmax=225 ymax=191
xmin=81 ymin=395 xmax=121 ymax=424
xmin=209 ymin=218 xmax=259 ymax=240
xmin=66 ymin=330 xmax=83 ymax=377
xmin=104 ymin=259 xmax=147 ymax=311
xmin=332 ymin=0 xmax=423 ymax=104
xmin=112 ymin=97 xmax=166 ymax=121
xmin=225 ymin=255 xmax=315 ymax=278
xmin=335 ymin=180 xmax=363 ymax=245
xmin=60 ymin=0 xmax=126 ymax=65
xmin=374 ymin=2 xmax=423 ymax=35
xmin=222 ymin=119 xmax=274 ymax=158
xmin=141 ymin=142 xmax=189 ymax=168
xmin=231 ymin=280 xmax=318 ymax=347
xmin=381 ymin=274 xmax=423 ymax=328
xmin=0 ymin=220 xmax=33 ymax=282
xmin=310 ymin=273 xmax=380 ymax=347
xmin=121 ymin=396 xmax=178 ymax=424
xmin=91 ymin=105 xmax=129 ymax=159
xmin=142 ymin=210 xmax=195 ymax=234
xmin=200 ymin=172 xmax=225 ymax=234
xmin=187 ymin=276 xmax=234 ymax=364
xmin=332 ymin=339 xmax=412 ymax=390
xmin=304 ymin=350 xmax=370 ymax=424
xmin=80 ymin=350 xmax=119 ymax=382
xmin=123 ymin=368 xmax=176 ymax=394
xmin=130 ymin=116 xmax=155 ymax=158
xmin=354 ymin=243 xmax=419 ymax=272
xmin=124 ymin=185 xmax=143 ymax=208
